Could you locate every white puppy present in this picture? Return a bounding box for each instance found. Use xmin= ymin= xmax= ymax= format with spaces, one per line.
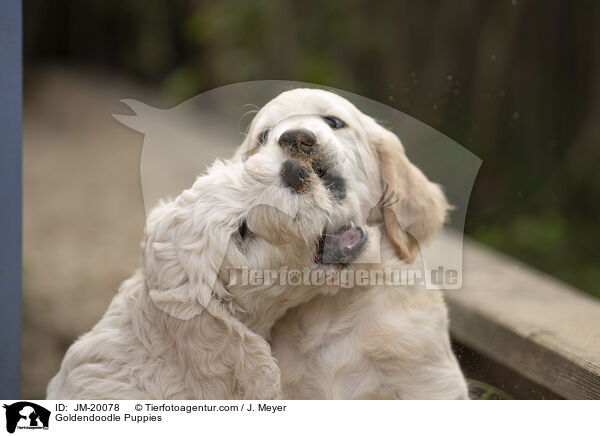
xmin=236 ymin=89 xmax=469 ymax=399
xmin=47 ymin=145 xmax=378 ymax=399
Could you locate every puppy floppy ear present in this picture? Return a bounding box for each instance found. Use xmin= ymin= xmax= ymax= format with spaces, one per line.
xmin=143 ymin=199 xmax=230 ymax=321
xmin=367 ymin=119 xmax=450 ymax=262
xmin=143 ymin=198 xmax=282 ymax=399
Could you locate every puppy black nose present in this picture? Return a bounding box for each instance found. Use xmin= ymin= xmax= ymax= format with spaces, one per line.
xmin=278 ymin=129 xmax=317 ymax=152
xmin=281 ymin=159 xmax=310 ymax=191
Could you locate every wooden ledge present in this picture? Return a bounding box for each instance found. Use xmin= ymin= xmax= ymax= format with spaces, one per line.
xmin=443 ymin=235 xmax=600 ymax=399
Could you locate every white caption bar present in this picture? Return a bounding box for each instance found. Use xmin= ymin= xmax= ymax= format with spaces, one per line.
xmin=0 ymin=400 xmax=596 ymax=436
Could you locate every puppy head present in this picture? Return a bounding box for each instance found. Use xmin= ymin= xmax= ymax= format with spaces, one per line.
xmin=237 ymin=88 xmax=449 ymax=263
xmin=236 ymin=89 xmax=379 ymax=232
xmin=144 ymin=146 xmax=373 ymax=323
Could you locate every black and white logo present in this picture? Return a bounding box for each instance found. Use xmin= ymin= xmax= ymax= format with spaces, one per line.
xmin=2 ymin=402 xmax=50 ymax=434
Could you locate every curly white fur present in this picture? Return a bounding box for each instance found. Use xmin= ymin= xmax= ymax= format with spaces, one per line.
xmin=47 ymin=146 xmax=379 ymax=399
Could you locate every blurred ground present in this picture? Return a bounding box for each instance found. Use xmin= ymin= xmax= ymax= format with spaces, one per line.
xmin=22 ymin=66 xmax=159 ymax=398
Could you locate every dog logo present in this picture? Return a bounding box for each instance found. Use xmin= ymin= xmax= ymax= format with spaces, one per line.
xmin=2 ymin=402 xmax=50 ymax=433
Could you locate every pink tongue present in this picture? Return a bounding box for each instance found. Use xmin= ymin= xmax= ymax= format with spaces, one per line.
xmin=336 ymin=227 xmax=362 ymax=249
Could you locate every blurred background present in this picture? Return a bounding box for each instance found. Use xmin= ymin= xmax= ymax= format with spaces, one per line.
xmin=22 ymin=0 xmax=599 ymax=398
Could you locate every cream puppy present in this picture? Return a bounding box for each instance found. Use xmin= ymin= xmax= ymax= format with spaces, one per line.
xmin=235 ymin=88 xmax=469 ymax=399
xmin=47 ymin=145 xmax=378 ymax=399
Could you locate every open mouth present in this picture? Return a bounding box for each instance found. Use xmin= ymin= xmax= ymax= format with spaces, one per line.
xmin=315 ymin=224 xmax=368 ymax=265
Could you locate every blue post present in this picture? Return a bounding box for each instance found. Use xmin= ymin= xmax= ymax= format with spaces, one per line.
xmin=0 ymin=0 xmax=22 ymax=399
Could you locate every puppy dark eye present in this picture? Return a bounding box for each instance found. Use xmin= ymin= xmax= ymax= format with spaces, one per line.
xmin=238 ymin=220 xmax=255 ymax=239
xmin=258 ymin=129 xmax=270 ymax=145
xmin=322 ymin=116 xmax=345 ymax=129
